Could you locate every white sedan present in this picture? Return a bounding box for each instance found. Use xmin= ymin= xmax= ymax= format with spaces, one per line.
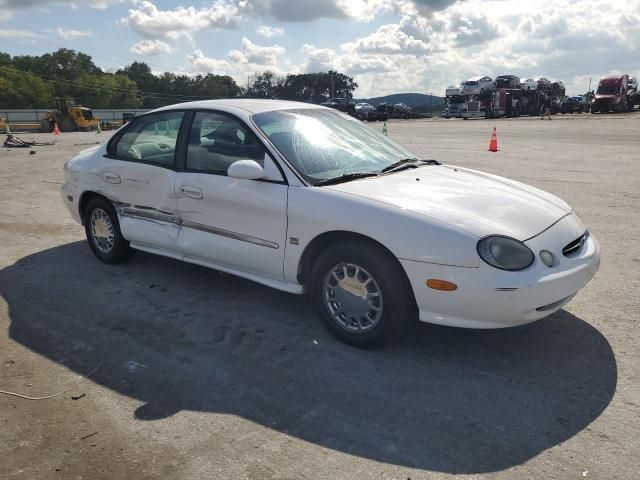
xmin=61 ymin=99 xmax=600 ymax=346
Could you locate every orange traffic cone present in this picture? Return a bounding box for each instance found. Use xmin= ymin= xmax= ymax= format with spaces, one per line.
xmin=53 ymin=123 xmax=61 ymax=135
xmin=488 ymin=127 xmax=498 ymax=152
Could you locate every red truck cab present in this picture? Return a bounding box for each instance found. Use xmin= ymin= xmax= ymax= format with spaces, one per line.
xmin=592 ymin=75 xmax=631 ymax=113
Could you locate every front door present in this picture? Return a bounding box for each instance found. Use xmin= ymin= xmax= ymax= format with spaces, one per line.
xmin=175 ymin=111 xmax=288 ymax=280
xmin=98 ymin=110 xmax=185 ymax=251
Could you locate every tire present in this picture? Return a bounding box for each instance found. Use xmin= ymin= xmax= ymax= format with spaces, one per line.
xmin=59 ymin=116 xmax=76 ymax=132
xmin=40 ymin=118 xmax=53 ymax=133
xmin=83 ymin=197 xmax=134 ymax=264
xmin=309 ymin=241 xmax=414 ymax=347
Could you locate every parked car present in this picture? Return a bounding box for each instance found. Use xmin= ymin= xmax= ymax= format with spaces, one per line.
xmin=521 ymin=78 xmax=538 ymax=91
xmin=354 ymin=102 xmax=379 ymax=121
xmin=62 ymin=99 xmax=600 ymax=347
xmin=320 ymin=97 xmax=355 ymax=114
xmin=561 ymin=96 xmax=589 ymax=114
xmin=393 ymin=103 xmax=413 ymax=118
xmin=461 ymin=76 xmax=495 ymax=95
xmin=495 ymin=75 xmax=520 ymax=89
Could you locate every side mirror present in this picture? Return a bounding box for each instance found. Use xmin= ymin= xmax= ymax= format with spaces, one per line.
xmin=227 ymin=160 xmax=264 ymax=180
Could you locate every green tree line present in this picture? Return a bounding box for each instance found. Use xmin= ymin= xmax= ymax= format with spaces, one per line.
xmin=0 ymin=49 xmax=357 ymax=110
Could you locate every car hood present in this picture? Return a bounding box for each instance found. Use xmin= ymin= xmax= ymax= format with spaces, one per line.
xmin=325 ymin=165 xmax=571 ymax=240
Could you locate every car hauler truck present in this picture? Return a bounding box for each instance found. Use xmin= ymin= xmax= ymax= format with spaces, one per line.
xmin=462 ymin=89 xmax=509 ymax=119
xmin=591 ymin=74 xmax=636 ymax=113
xmin=444 ymin=85 xmax=466 ymax=118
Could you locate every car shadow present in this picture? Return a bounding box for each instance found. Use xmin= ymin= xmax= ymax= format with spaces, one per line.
xmin=1 ymin=242 xmax=617 ymax=474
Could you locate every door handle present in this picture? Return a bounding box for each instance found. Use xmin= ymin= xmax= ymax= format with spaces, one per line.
xmin=179 ymin=185 xmax=203 ymax=199
xmin=101 ymin=171 xmax=121 ymax=184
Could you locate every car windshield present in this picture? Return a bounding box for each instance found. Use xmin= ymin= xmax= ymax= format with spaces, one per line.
xmin=252 ymin=108 xmax=417 ymax=184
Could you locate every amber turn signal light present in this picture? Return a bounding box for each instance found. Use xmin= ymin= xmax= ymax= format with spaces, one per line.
xmin=426 ymin=279 xmax=458 ymax=291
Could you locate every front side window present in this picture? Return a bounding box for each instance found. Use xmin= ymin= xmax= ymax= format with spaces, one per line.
xmin=186 ymin=112 xmax=265 ymax=173
xmin=252 ymin=108 xmax=416 ymax=184
xmin=115 ymin=111 xmax=185 ymax=167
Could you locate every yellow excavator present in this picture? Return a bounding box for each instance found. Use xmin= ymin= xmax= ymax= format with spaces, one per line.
xmin=40 ymin=98 xmax=99 ymax=132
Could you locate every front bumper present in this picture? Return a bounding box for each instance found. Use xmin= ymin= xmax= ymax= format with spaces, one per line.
xmin=402 ymin=213 xmax=600 ymax=329
xmin=61 ymin=181 xmax=82 ymax=224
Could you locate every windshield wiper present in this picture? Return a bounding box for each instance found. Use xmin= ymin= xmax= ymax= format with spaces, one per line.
xmin=380 ymin=158 xmax=440 ymax=174
xmin=314 ymin=172 xmax=379 ymax=186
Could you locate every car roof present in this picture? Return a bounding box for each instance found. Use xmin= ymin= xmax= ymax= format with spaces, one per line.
xmin=151 ymin=98 xmax=328 ymax=115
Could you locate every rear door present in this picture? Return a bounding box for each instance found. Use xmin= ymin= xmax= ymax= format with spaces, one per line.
xmin=99 ymin=110 xmax=185 ymax=251
xmin=174 ymin=110 xmax=288 ymax=279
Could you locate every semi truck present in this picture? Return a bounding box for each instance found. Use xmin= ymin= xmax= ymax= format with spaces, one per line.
xmin=591 ymin=74 xmax=637 ymax=113
xmin=444 ymin=85 xmax=466 ymax=118
xmin=461 ymin=89 xmax=510 ymax=119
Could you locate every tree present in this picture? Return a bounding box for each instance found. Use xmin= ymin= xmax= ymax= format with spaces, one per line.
xmin=249 ymin=70 xmax=358 ymax=103
xmin=74 ymin=73 xmax=141 ymax=109
xmin=0 ymin=49 xmax=356 ymax=109
xmin=247 ymin=71 xmax=284 ymax=99
xmin=117 ymin=62 xmax=159 ymax=108
xmin=0 ymin=66 xmax=55 ymax=108
xmin=193 ymin=73 xmax=243 ymax=99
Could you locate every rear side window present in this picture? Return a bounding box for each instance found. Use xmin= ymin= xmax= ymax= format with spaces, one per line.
xmin=113 ymin=111 xmax=185 ymax=168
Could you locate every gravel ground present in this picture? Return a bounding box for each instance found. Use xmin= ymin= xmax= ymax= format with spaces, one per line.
xmin=0 ymin=112 xmax=638 ymax=479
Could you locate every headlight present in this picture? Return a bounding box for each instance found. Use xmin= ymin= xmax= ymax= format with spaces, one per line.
xmin=477 ymin=235 xmax=534 ymax=271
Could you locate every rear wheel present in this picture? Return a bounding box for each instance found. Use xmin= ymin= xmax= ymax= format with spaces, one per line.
xmin=40 ymin=118 xmax=53 ymax=133
xmin=310 ymin=241 xmax=414 ymax=347
xmin=59 ymin=116 xmax=76 ymax=132
xmin=83 ymin=197 xmax=134 ymax=264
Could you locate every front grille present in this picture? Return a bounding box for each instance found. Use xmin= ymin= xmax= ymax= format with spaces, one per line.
xmin=562 ymin=231 xmax=588 ymax=257
xmin=467 ymin=101 xmax=481 ymax=112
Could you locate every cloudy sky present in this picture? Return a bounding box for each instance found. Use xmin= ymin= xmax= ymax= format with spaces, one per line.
xmin=1 ymin=0 xmax=639 ymax=97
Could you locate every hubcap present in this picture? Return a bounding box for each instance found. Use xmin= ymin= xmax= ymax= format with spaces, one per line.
xmin=90 ymin=208 xmax=115 ymax=254
xmin=323 ymin=263 xmax=383 ymax=334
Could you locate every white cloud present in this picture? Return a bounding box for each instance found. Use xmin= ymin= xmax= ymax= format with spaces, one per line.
xmin=122 ymin=0 xmax=238 ymax=41
xmin=231 ymin=37 xmax=285 ymax=65
xmin=130 ymin=39 xmax=174 ymax=55
xmin=0 ymin=29 xmax=41 ymax=38
xmin=343 ymin=23 xmax=433 ymax=55
xmin=55 ymin=27 xmax=93 ymax=39
xmin=256 ymin=25 xmax=284 ymax=38
xmin=188 ymin=37 xmax=290 ymax=86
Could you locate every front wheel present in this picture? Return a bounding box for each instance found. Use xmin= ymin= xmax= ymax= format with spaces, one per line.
xmin=83 ymin=197 xmax=134 ymax=264
xmin=310 ymin=241 xmax=414 ymax=347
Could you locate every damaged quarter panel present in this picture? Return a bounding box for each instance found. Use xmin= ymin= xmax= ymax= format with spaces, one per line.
xmin=64 ymin=143 xmax=180 ymax=251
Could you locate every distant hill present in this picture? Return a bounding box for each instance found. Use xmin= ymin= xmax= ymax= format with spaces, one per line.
xmin=355 ymin=93 xmax=445 ymax=111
